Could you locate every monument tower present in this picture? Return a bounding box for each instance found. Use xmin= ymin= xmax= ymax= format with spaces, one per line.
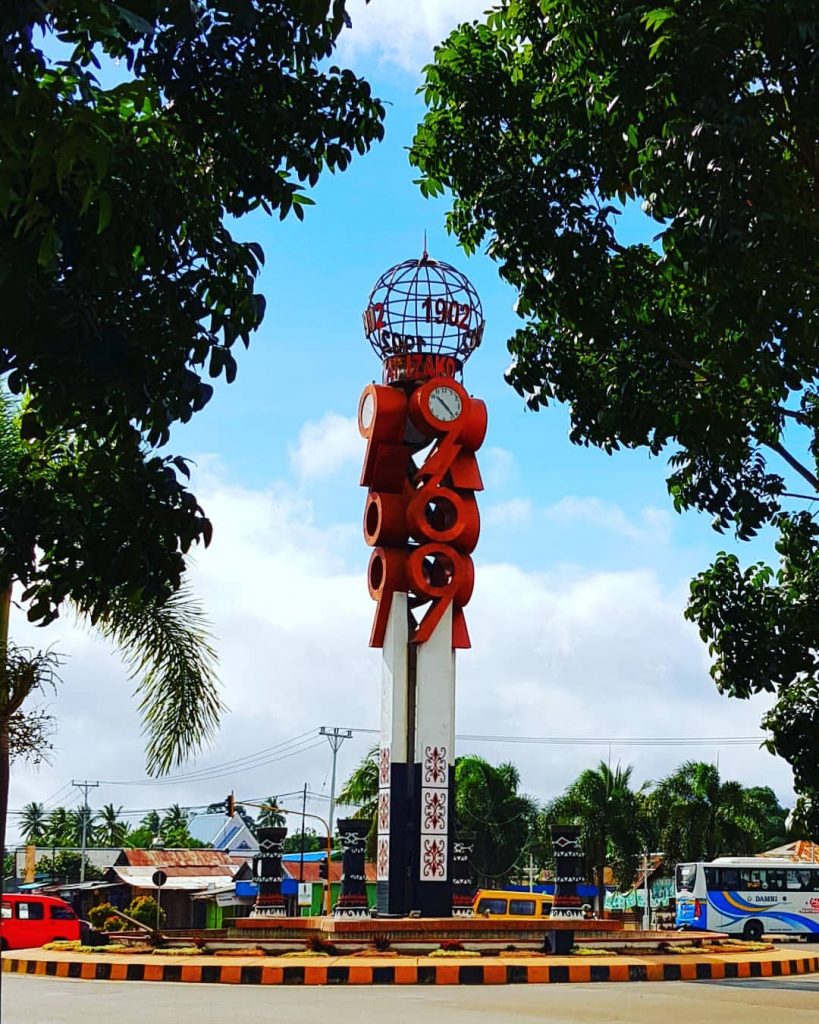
xmin=358 ymin=250 xmax=485 ymax=917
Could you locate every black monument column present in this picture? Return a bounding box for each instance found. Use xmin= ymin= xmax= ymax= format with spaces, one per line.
xmin=334 ymin=818 xmax=370 ymax=918
xmin=251 ymin=826 xmax=287 ymax=917
xmin=451 ymin=830 xmax=476 ymax=916
xmin=549 ymin=824 xmax=584 ymax=953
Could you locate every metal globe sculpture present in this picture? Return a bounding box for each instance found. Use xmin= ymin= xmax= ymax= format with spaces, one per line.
xmin=362 ymin=252 xmax=485 ymax=384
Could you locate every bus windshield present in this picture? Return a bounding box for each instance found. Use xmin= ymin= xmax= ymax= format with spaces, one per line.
xmin=676 ymin=863 xmax=697 ymax=893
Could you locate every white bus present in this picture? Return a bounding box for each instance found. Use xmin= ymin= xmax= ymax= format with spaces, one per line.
xmin=675 ymin=857 xmax=819 ymax=941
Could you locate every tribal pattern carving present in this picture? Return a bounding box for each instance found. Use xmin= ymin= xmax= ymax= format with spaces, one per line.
xmin=423 ymin=790 xmax=447 ymax=832
xmin=421 ymin=838 xmax=447 ymax=880
xmin=423 ymin=745 xmax=447 ymax=785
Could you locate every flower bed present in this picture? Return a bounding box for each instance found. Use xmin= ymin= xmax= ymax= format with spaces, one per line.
xmin=429 ymin=949 xmax=480 ymax=958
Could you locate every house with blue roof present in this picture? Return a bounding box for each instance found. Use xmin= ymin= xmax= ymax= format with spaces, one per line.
xmin=187 ymin=812 xmax=258 ymax=855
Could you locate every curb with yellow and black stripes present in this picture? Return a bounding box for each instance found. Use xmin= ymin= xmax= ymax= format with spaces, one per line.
xmin=4 ymin=950 xmax=819 ymax=984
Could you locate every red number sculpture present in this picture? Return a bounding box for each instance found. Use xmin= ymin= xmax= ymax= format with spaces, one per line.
xmin=360 ymin=377 xmax=484 ymax=649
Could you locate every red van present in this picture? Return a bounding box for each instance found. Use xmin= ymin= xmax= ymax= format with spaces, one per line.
xmin=1 ymin=893 xmax=81 ymax=951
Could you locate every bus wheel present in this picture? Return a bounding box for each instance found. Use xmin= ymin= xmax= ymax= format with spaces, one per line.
xmin=743 ymin=920 xmax=763 ymax=942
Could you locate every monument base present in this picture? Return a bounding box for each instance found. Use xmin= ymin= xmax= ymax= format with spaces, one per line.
xmin=233 ymin=914 xmax=621 ymax=954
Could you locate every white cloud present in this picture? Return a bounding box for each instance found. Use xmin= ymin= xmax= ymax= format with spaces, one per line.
xmin=288 ymin=413 xmax=361 ymax=481
xmin=6 ymin=461 xmax=792 ymax=847
xmin=338 ymin=0 xmax=492 ymax=71
xmin=484 ymin=498 xmax=532 ymax=527
xmin=481 ymin=446 xmax=518 ymax=490
xmin=543 ymin=495 xmax=673 ymax=545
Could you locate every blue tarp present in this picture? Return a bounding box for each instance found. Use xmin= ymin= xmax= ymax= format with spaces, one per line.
xmin=503 ymin=883 xmax=599 ymax=899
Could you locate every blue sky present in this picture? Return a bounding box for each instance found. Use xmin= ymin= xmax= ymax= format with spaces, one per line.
xmin=6 ymin=2 xmax=796 ymax=843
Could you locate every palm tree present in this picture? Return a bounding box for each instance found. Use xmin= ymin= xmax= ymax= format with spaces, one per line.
xmin=161 ymin=804 xmax=189 ymax=834
xmin=337 ymin=747 xmax=379 ymax=858
xmin=68 ymin=805 xmax=97 ymax=848
xmin=43 ymin=807 xmax=73 ymax=847
xmin=650 ymin=761 xmax=769 ymax=863
xmin=550 ymin=761 xmax=642 ymax=913
xmin=141 ymin=810 xmax=161 ymax=836
xmin=96 ymin=804 xmax=128 ymax=847
xmin=19 ymin=801 xmax=48 ymax=844
xmin=257 ymin=797 xmax=287 ymax=829
xmin=455 ymin=755 xmax=539 ymax=886
xmin=0 ymin=387 xmax=222 ymax=862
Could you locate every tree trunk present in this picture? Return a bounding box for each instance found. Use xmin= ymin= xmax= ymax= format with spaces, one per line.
xmin=596 ymin=861 xmax=605 ymax=916
xmin=0 ymin=714 xmax=9 ymax=899
xmin=1 ymin=582 xmax=11 ymax=898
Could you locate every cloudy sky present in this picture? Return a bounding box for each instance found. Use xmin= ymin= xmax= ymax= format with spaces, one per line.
xmin=6 ymin=2 xmax=793 ymax=844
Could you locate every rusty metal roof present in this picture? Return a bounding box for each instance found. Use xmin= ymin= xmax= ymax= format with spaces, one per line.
xmin=115 ymin=849 xmax=236 ymax=869
xmin=110 ymin=867 xmax=236 ymax=892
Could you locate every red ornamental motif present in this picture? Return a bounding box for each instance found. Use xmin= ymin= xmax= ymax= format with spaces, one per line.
xmin=424 ymin=745 xmax=447 ymax=785
xmin=377 ymin=839 xmax=389 ymax=878
xmin=423 ymin=839 xmax=446 ymax=878
xmin=423 ymin=791 xmax=447 ymax=831
xmin=378 ymin=791 xmax=390 ymax=832
xmin=379 ymin=746 xmax=390 ymax=787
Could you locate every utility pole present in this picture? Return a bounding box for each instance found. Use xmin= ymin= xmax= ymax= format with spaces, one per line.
xmin=299 ymin=783 xmax=307 ymax=884
xmin=71 ymin=780 xmax=99 ymax=882
xmin=642 ymin=848 xmax=650 ymax=932
xmin=319 ymin=726 xmax=352 ymax=840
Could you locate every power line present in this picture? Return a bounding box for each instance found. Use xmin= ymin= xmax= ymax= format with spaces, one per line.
xmin=348 ymin=728 xmax=763 ymax=747
xmin=99 ymin=729 xmax=319 ymax=784
xmin=99 ymin=735 xmax=326 ymax=787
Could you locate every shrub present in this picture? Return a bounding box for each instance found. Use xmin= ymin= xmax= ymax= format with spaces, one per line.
xmin=305 ymin=934 xmax=336 ymax=955
xmin=88 ymin=902 xmax=116 ymax=930
xmin=125 ymin=895 xmax=166 ymax=929
xmin=103 ymin=916 xmax=126 ymax=932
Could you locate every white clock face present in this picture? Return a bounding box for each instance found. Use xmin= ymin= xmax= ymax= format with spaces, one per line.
xmin=359 ymin=392 xmax=375 ymax=431
xmin=428 ymin=385 xmax=462 ymax=422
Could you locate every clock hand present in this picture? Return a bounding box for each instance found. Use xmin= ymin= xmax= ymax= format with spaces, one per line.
xmin=438 ymin=396 xmax=455 ymax=417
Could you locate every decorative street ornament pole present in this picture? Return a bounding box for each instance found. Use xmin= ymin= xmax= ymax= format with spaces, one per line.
xmin=550 ymin=825 xmax=585 ymax=920
xmin=359 ymin=250 xmax=486 ymax=917
xmin=251 ymin=826 xmax=288 ymax=918
xmin=334 ymin=818 xmax=370 ymax=918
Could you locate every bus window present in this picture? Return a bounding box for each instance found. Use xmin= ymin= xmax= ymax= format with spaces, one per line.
xmin=476 ymin=898 xmax=508 ymax=916
xmin=704 ymin=868 xmax=718 ymax=888
xmin=676 ymin=864 xmax=697 ymax=893
xmin=767 ymin=870 xmax=785 ymax=891
xmin=1 ymin=903 xmax=11 ymax=919
xmin=509 ymin=899 xmax=536 ymax=916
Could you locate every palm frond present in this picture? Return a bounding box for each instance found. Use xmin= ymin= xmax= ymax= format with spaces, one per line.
xmin=86 ymin=584 xmax=224 ymax=775
xmin=0 ymin=386 xmax=26 ymax=488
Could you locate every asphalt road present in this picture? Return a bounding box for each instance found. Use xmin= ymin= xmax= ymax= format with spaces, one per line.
xmin=3 ymin=974 xmax=819 ymax=1024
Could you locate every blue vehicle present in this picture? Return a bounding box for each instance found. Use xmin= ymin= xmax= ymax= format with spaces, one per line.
xmin=675 ymin=857 xmax=819 ymax=941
